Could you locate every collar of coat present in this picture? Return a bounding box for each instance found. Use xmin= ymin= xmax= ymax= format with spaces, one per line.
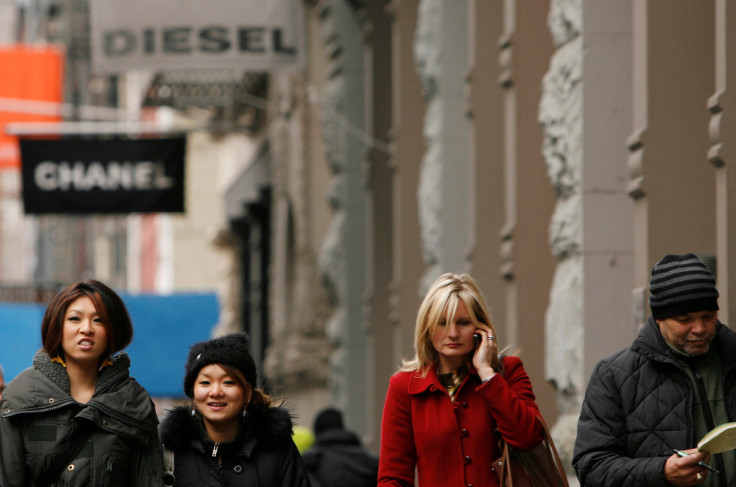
xmin=32 ymin=348 xmax=131 ymax=395
xmin=406 ymin=364 xmax=482 ymax=395
xmin=159 ymin=404 xmax=295 ymax=457
xmin=2 ymin=349 xmax=158 ymax=444
xmin=633 ymin=317 xmax=736 ymax=371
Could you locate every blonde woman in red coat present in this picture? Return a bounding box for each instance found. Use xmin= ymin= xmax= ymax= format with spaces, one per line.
xmin=378 ymin=273 xmax=544 ymax=487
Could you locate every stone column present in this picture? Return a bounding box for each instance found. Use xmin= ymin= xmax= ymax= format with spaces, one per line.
xmin=539 ymin=1 xmax=583 ymax=474
xmin=414 ymin=0 xmax=470 ymax=289
xmin=264 ymin=12 xmax=335 ymax=426
xmin=629 ymin=1 xmax=716 ymax=294
xmin=497 ymin=0 xmax=556 ymax=419
xmin=466 ymin=1 xmax=505 ymax=323
xmin=363 ymin=0 xmax=395 ymax=449
xmin=385 ymin=0 xmax=425 ymax=415
xmin=539 ymin=1 xmax=634 ymax=478
xmin=709 ymin=0 xmax=736 ymax=325
xmin=316 ymin=0 xmax=370 ymax=437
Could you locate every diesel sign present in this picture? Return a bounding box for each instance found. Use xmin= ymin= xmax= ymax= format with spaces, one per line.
xmin=103 ymin=26 xmax=296 ymax=57
xmin=89 ymin=0 xmax=304 ymax=73
xmin=20 ymin=137 xmax=186 ymax=214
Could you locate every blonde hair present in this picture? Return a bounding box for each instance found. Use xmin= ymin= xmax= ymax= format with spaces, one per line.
xmin=399 ymin=273 xmax=504 ymax=375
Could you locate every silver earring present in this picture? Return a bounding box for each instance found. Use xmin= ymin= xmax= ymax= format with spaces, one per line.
xmin=242 ymin=407 xmax=247 ymax=419
xmin=191 ymin=404 xmax=197 ymax=417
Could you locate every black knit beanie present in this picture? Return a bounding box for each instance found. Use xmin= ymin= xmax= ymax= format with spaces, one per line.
xmin=183 ymin=332 xmax=257 ymax=398
xmin=649 ymin=253 xmax=719 ymax=319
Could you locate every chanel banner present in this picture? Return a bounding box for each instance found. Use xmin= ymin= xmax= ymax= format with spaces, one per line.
xmin=20 ymin=137 xmax=186 ymax=214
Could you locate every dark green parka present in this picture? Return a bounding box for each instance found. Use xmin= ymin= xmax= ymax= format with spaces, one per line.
xmin=0 ymin=349 xmax=164 ymax=487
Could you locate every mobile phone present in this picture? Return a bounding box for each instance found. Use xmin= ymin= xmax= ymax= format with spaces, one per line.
xmin=473 ymin=332 xmax=481 ymax=348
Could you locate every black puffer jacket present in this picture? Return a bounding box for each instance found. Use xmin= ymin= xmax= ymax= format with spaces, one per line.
xmin=159 ymin=405 xmax=310 ymax=487
xmin=573 ymin=318 xmax=736 ymax=486
xmin=0 ymin=350 xmax=163 ymax=487
xmin=302 ymin=429 xmax=378 ymax=487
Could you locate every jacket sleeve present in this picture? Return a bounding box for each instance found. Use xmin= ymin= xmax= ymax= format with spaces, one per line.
xmin=279 ymin=439 xmax=312 ymax=487
xmin=377 ymin=373 xmax=416 ymax=487
xmin=0 ymin=412 xmax=26 ymax=487
xmin=573 ymin=360 xmax=667 ymax=487
xmin=130 ymin=407 xmax=165 ymax=487
xmin=477 ymin=356 xmax=543 ymax=451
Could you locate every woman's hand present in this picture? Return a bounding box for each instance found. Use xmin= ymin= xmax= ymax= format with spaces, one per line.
xmin=472 ymin=327 xmax=497 ymax=381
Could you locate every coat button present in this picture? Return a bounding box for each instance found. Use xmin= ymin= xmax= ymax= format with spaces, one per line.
xmin=461 ymin=402 xmax=469 ymax=408
xmin=467 ymin=484 xmax=474 ymax=487
xmin=460 ymin=429 xmax=469 ymax=437
xmin=48 ymin=398 xmax=55 ymax=403
xmin=233 ymin=465 xmax=243 ymax=474
xmin=67 ymin=464 xmax=75 ymax=471
xmin=463 ymin=456 xmax=472 ymax=464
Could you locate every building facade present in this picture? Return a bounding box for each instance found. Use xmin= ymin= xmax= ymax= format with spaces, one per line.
xmin=3 ymin=1 xmax=736 ymax=483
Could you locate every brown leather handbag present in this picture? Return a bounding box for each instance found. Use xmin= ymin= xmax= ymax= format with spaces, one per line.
xmin=491 ymin=415 xmax=569 ymax=487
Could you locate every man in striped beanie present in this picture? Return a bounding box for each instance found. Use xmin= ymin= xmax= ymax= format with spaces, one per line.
xmin=574 ymin=253 xmax=736 ymax=487
xmin=649 ymin=253 xmax=720 ymax=357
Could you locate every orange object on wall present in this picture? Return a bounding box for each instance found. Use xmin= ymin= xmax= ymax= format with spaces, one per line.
xmin=0 ymin=45 xmax=64 ymax=169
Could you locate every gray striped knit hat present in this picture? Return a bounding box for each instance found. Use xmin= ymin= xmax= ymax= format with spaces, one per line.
xmin=649 ymin=253 xmax=719 ymax=319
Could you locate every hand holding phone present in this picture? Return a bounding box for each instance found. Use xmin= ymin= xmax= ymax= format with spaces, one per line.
xmin=472 ymin=330 xmax=497 ymax=379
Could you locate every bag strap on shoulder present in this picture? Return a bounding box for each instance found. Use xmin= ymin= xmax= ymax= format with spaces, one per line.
xmin=162 ymin=445 xmax=176 ymax=486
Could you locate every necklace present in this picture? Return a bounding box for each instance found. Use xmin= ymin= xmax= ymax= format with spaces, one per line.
xmin=437 ymin=364 xmax=469 ymax=402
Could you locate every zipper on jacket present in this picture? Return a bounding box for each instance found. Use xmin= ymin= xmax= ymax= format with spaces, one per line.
xmin=2 ymin=399 xmax=76 ymax=418
xmin=691 ymin=366 xmax=727 ymax=487
xmin=212 ymin=442 xmax=220 ymax=458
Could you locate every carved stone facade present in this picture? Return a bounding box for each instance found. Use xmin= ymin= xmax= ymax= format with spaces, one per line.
xmin=215 ymin=0 xmax=735 ymax=476
xmin=539 ymin=0 xmax=584 ymax=473
xmin=314 ymin=0 xmax=370 ymax=433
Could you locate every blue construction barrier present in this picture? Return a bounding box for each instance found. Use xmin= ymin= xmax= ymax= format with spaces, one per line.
xmin=0 ymin=292 xmax=219 ymax=397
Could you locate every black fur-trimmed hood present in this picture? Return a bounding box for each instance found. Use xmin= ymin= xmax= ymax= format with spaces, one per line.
xmin=160 ymin=404 xmax=295 ymax=454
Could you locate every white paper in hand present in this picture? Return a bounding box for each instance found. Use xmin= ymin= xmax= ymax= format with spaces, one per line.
xmin=698 ymin=422 xmax=736 ymax=454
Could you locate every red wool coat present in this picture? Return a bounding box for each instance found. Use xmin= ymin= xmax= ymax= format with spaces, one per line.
xmin=378 ymin=356 xmax=543 ymax=487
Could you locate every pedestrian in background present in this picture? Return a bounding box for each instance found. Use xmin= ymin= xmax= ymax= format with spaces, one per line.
xmin=159 ymin=332 xmax=311 ymax=486
xmin=378 ymin=272 xmax=544 ymax=486
xmin=574 ymin=253 xmax=736 ymax=486
xmin=302 ymin=407 xmax=378 ymax=487
xmin=0 ymin=280 xmax=164 ymax=486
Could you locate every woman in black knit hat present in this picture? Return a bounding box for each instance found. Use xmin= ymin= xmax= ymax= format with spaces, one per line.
xmin=159 ymin=332 xmax=311 ymax=486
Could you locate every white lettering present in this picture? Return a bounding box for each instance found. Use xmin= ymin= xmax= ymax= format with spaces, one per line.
xmin=106 ymin=162 xmax=134 ymax=190
xmin=34 ymin=161 xmax=58 ymax=190
xmin=135 ymin=162 xmax=154 ymax=190
xmin=33 ymin=161 xmax=176 ymax=192
xmin=84 ymin=162 xmax=110 ymax=190
xmin=155 ymin=162 xmax=175 ymax=189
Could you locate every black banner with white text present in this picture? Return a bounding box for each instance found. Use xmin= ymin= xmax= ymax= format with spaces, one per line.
xmin=20 ymin=137 xmax=186 ymax=214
